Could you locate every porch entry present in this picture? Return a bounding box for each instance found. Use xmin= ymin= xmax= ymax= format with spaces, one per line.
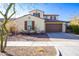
xmin=25 ymin=21 xmax=35 ymax=31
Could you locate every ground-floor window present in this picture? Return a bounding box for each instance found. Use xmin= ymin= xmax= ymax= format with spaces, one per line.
xmin=25 ymin=21 xmax=35 ymax=30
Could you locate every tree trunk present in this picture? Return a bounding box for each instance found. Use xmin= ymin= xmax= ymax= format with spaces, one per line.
xmin=0 ymin=27 xmax=5 ymax=52
xmin=3 ymin=34 xmax=8 ymax=50
xmin=0 ymin=24 xmax=8 ymax=52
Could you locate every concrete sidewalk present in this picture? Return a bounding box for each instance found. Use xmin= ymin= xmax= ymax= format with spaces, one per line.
xmin=7 ymin=41 xmax=79 ymax=46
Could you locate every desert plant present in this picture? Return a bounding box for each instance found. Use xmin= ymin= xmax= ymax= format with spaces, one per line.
xmin=70 ymin=17 xmax=79 ymax=34
xmin=0 ymin=3 xmax=15 ymax=52
xmin=6 ymin=21 xmax=17 ymax=34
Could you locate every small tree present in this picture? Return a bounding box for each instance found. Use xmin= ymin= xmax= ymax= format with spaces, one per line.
xmin=70 ymin=17 xmax=79 ymax=34
xmin=0 ymin=3 xmax=15 ymax=52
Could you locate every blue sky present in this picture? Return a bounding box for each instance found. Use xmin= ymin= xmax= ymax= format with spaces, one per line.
xmin=0 ymin=3 xmax=79 ymax=21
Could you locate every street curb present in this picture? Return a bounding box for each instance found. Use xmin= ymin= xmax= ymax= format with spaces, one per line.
xmin=55 ymin=47 xmax=60 ymax=56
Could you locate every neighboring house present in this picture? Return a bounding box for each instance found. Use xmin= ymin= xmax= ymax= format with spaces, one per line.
xmin=0 ymin=9 xmax=68 ymax=33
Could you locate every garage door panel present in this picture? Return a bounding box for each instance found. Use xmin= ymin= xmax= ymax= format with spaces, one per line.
xmin=46 ymin=24 xmax=62 ymax=32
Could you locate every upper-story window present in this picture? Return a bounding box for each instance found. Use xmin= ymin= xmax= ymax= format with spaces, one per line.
xmin=52 ymin=16 xmax=55 ymax=20
xmin=44 ymin=15 xmax=58 ymax=20
xmin=44 ymin=16 xmax=47 ymax=19
xmin=33 ymin=13 xmax=40 ymax=17
xmin=54 ymin=16 xmax=57 ymax=20
xmin=44 ymin=16 xmax=51 ymax=19
xmin=50 ymin=16 xmax=57 ymax=20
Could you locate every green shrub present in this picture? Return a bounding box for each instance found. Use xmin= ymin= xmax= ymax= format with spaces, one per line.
xmin=71 ymin=25 xmax=79 ymax=34
xmin=70 ymin=17 xmax=79 ymax=34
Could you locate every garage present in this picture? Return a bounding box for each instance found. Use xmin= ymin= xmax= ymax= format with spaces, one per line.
xmin=45 ymin=22 xmax=62 ymax=32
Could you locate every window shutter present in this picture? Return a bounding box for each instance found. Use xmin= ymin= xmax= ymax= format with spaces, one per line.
xmin=25 ymin=21 xmax=27 ymax=30
xmin=32 ymin=21 xmax=35 ymax=30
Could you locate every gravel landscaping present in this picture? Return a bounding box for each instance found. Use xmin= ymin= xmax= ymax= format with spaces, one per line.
xmin=7 ymin=33 xmax=49 ymax=41
xmin=0 ymin=46 xmax=56 ymax=56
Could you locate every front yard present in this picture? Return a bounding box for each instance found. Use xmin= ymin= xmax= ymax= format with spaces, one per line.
xmin=7 ymin=33 xmax=50 ymax=41
xmin=0 ymin=46 xmax=56 ymax=56
xmin=0 ymin=33 xmax=54 ymax=56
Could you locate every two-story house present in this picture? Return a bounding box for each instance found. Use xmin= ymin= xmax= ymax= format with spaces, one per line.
xmin=12 ymin=9 xmax=66 ymax=33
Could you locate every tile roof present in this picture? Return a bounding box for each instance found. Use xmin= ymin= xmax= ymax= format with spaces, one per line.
xmin=44 ymin=14 xmax=59 ymax=16
xmin=45 ymin=19 xmax=70 ymax=23
xmin=45 ymin=19 xmax=62 ymax=22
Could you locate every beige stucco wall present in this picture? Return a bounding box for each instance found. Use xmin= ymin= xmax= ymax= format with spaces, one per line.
xmin=14 ymin=15 xmax=45 ymax=33
xmin=29 ymin=10 xmax=44 ymax=18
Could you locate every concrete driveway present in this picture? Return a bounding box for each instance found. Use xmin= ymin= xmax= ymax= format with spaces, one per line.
xmin=47 ymin=32 xmax=79 ymax=40
xmin=47 ymin=32 xmax=79 ymax=56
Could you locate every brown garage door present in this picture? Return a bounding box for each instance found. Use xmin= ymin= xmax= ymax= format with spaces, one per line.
xmin=46 ymin=23 xmax=62 ymax=32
